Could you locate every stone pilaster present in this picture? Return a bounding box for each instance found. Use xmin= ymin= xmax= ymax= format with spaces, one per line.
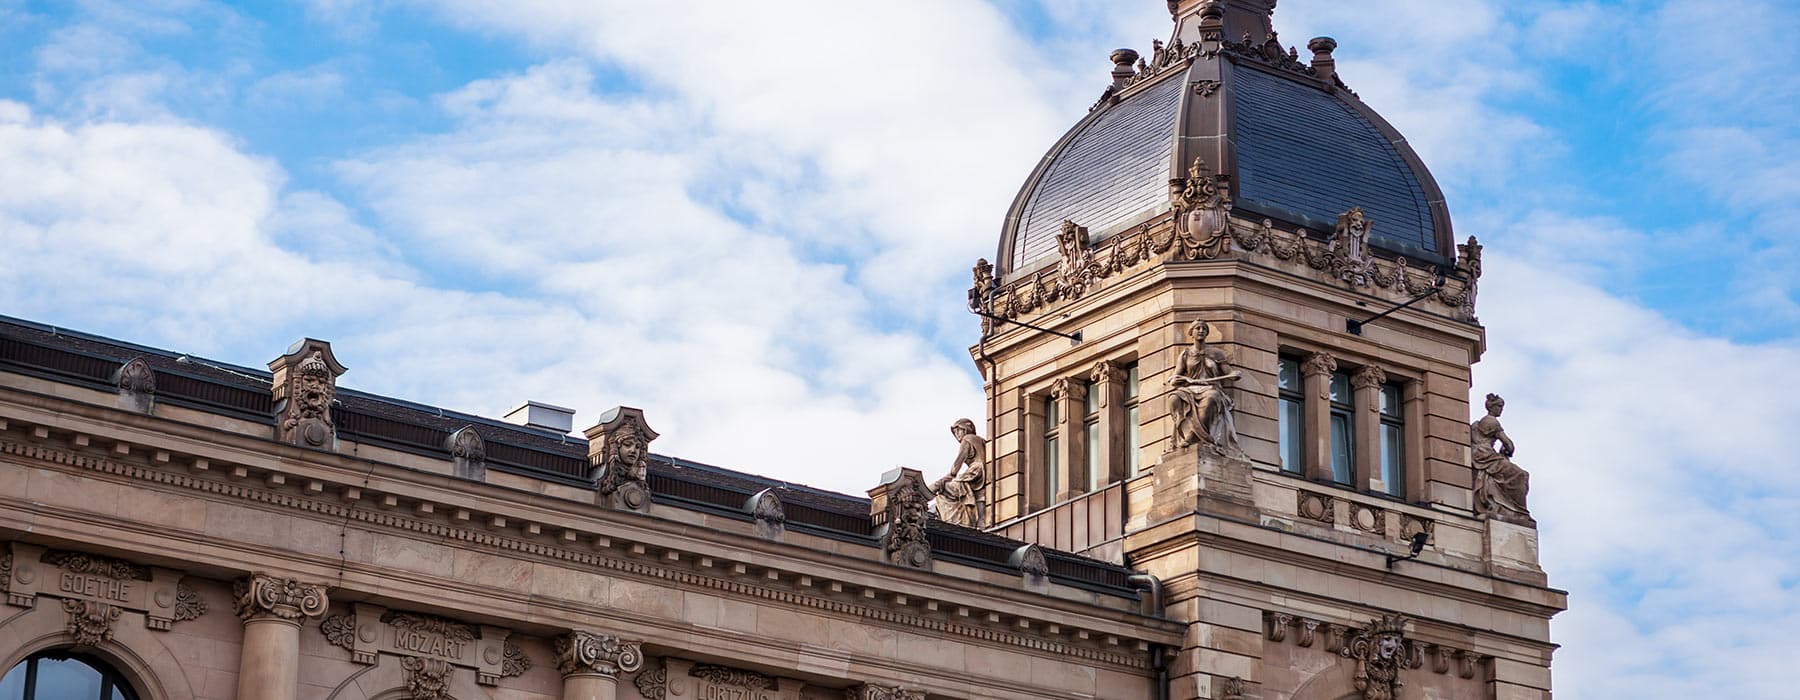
xmin=1299 ymin=352 xmax=1337 ymax=483
xmin=233 ymin=574 xmax=328 ymax=700
xmin=554 ymin=630 xmax=643 ymax=700
xmin=1051 ymin=377 xmax=1087 ymax=501
xmin=1091 ymin=360 xmax=1128 ymax=486
xmin=1351 ymin=364 xmax=1386 ymax=493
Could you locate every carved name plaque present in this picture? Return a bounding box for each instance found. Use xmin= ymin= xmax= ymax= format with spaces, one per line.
xmin=320 ymin=603 xmax=529 ymax=685
xmin=3 ymin=542 xmax=205 ymax=632
xmin=635 ymin=657 xmax=805 ymax=700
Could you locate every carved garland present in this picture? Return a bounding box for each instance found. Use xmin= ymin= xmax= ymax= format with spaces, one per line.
xmin=976 ymin=215 xmax=1481 ymax=333
xmin=0 ymin=436 xmax=1158 ymax=671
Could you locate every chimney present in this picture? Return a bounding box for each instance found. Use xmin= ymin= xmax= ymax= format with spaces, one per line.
xmin=1110 ymin=49 xmax=1140 ymax=89
xmin=503 ymin=401 xmax=576 ymax=434
xmin=1308 ymin=36 xmax=1338 ymax=84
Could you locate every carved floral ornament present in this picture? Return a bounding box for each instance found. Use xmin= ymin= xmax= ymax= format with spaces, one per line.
xmin=233 ymin=574 xmax=328 ymax=622
xmin=1264 ymin=611 xmax=1486 ymax=691
xmin=554 ymin=630 xmax=643 ymax=678
xmin=974 ymin=213 xmax=1482 ymax=332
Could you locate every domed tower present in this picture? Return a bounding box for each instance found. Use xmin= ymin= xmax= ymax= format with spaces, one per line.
xmin=968 ymin=1 xmax=1562 ymax=698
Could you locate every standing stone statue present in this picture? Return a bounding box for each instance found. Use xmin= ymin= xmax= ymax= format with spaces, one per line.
xmin=1168 ymin=319 xmax=1243 ymax=453
xmin=1471 ymin=393 xmax=1533 ymax=525
xmin=931 ymin=419 xmax=986 ymax=528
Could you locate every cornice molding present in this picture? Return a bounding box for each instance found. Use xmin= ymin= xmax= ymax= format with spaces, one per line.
xmin=0 ymin=421 xmax=1174 ymax=669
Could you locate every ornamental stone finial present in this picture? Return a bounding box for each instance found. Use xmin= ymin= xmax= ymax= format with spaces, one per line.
xmin=585 ymin=406 xmax=659 ymax=511
xmin=553 ymin=630 xmax=643 ymax=678
xmin=232 ymin=574 xmax=328 ymax=622
xmin=268 ymin=339 xmax=347 ymax=449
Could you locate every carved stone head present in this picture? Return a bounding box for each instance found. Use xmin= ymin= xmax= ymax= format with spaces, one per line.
xmin=1485 ymin=393 xmax=1505 ymax=417
xmin=1187 ymin=319 xmax=1211 ymax=344
xmin=950 ymin=418 xmax=976 ymax=440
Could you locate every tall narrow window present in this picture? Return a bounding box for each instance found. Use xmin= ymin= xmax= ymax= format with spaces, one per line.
xmin=1083 ymin=380 xmax=1101 ymax=491
xmin=1379 ymin=382 xmax=1405 ymax=498
xmin=1125 ymin=363 xmax=1141 ymax=477
xmin=1277 ymin=357 xmax=1304 ymax=474
xmin=1328 ymin=371 xmax=1354 ymax=484
xmin=1043 ymin=394 xmax=1060 ymax=506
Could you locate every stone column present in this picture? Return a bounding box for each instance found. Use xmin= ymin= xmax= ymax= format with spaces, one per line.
xmin=1351 ymin=365 xmax=1387 ymax=493
xmin=1091 ymin=360 xmax=1127 ymax=486
xmin=554 ymin=630 xmax=643 ymax=700
xmin=1051 ymin=377 xmax=1087 ymax=502
xmin=1299 ymin=352 xmax=1338 ymax=483
xmin=233 ymin=575 xmax=328 ymax=700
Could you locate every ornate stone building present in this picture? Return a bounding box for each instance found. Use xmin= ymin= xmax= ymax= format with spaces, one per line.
xmin=0 ymin=2 xmax=1559 ymax=699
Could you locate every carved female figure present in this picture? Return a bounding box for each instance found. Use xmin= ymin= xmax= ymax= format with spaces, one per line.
xmin=931 ymin=419 xmax=986 ymax=528
xmin=1168 ymin=320 xmax=1243 ymax=452
xmin=1471 ymin=393 xmax=1532 ymax=524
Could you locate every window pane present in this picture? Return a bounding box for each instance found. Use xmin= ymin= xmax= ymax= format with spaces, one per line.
xmin=1278 ymin=357 xmax=1300 ymax=391
xmin=1329 ymin=372 xmax=1351 ymax=405
xmin=1085 ymin=422 xmax=1101 ymax=490
xmin=34 ymin=656 xmax=104 ymax=700
xmin=1125 ymin=364 xmax=1140 ymax=399
xmin=1380 ymin=384 xmax=1403 ymax=417
xmin=1330 ymin=413 xmax=1353 ymax=484
xmin=1381 ymin=423 xmax=1405 ymax=497
xmin=1084 ymin=381 xmax=1100 ymax=416
xmin=1045 ymin=395 xmax=1058 ymax=425
xmin=0 ymin=660 xmax=25 ymax=700
xmin=1044 ymin=437 xmax=1060 ymax=503
xmin=1279 ymin=398 xmax=1304 ymax=474
xmin=1126 ymin=406 xmax=1141 ymax=477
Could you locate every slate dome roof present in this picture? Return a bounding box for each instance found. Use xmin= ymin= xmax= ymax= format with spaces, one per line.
xmin=996 ymin=0 xmax=1454 ymax=279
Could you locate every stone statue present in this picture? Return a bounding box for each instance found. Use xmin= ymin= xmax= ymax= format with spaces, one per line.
xmin=1471 ymin=393 xmax=1532 ymax=525
xmin=931 ymin=419 xmax=986 ymax=528
xmin=1168 ymin=319 xmax=1243 ymax=453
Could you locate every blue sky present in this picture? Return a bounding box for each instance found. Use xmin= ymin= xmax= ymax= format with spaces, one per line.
xmin=2 ymin=0 xmax=1798 ymax=697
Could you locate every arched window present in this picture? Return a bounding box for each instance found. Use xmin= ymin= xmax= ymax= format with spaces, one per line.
xmin=0 ymin=651 xmax=139 ymax=700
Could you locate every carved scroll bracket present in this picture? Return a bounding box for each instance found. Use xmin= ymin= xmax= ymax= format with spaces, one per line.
xmin=233 ymin=574 xmax=328 ymax=623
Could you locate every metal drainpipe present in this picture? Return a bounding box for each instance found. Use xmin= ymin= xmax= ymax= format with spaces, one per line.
xmin=1127 ymin=574 xmax=1169 ymax=700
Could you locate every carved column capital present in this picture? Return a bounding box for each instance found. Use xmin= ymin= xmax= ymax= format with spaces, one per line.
xmin=1300 ymin=351 xmax=1338 ymax=378
xmin=1089 ymin=360 xmax=1125 ymax=385
xmin=553 ymin=630 xmax=643 ymax=678
xmin=1050 ymin=376 xmax=1086 ymax=401
xmin=1351 ymin=364 xmax=1387 ymax=390
xmin=232 ymin=574 xmax=328 ymax=623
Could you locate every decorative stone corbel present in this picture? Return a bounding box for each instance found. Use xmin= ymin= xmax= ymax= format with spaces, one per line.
xmin=1340 ymin=614 xmax=1408 ymax=700
xmin=268 ymin=339 xmax=347 ymax=449
xmin=233 ymin=574 xmax=329 ymax=623
xmin=1265 ymin=612 xmax=1291 ymax=642
xmin=846 ymin=683 xmax=925 ymax=700
xmin=585 ymin=407 xmax=658 ymax=512
xmin=868 ymin=468 xmax=932 ymax=569
xmin=113 ymin=357 xmax=155 ymax=414
xmin=1298 ymin=619 xmax=1319 ymax=648
xmin=745 ymin=488 xmax=786 ymax=541
xmin=447 ymin=426 xmax=486 ymax=481
xmin=553 ymin=630 xmax=643 ymax=678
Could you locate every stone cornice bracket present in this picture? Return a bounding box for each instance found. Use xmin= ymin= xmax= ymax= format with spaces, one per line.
xmin=553 ymin=630 xmax=643 ymax=678
xmin=846 ymin=684 xmax=925 ymax=700
xmin=868 ymin=467 xmax=933 ymax=569
xmin=268 ymin=338 xmax=347 ymax=450
xmin=585 ymin=406 xmax=658 ymax=512
xmin=232 ymin=574 xmax=328 ymax=623
xmin=113 ymin=356 xmax=155 ymax=414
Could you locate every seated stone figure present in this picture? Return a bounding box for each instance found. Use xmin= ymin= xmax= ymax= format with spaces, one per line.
xmin=1471 ymin=393 xmax=1533 ymax=525
xmin=931 ymin=419 xmax=986 ymax=528
xmin=1169 ymin=319 xmax=1243 ymax=453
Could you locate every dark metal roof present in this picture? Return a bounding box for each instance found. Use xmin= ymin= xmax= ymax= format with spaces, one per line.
xmin=0 ymin=315 xmax=1139 ymax=596
xmin=1230 ymin=63 xmax=1441 ymax=261
xmin=1009 ymin=72 xmax=1183 ymax=272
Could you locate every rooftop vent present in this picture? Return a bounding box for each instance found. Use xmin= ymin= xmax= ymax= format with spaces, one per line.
xmin=503 ymin=401 xmax=576 ymax=434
